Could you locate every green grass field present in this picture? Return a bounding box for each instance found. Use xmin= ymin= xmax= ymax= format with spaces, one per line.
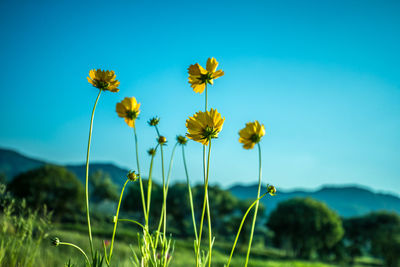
xmin=15 ymin=227 xmax=378 ymax=267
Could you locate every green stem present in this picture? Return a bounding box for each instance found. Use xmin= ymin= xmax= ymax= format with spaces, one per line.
xmin=84 ymin=89 xmax=101 ymax=259
xmin=154 ymin=204 xmax=164 ymax=250
xmin=154 ymin=144 xmax=166 ymax=251
xmin=205 ymin=83 xmax=208 ymax=111
xmin=155 ymin=125 xmax=161 ymax=138
xmin=195 ymin=146 xmax=207 ymax=267
xmin=161 ymin=145 xmax=166 ymax=242
xmin=182 ymin=146 xmax=198 ymax=242
xmin=205 ymin=141 xmax=212 ymax=267
xmin=103 ymin=241 xmax=109 ymax=266
xmin=226 ymin=193 xmax=267 ymax=267
xmin=154 ymin=143 xmax=178 ymax=264
xmin=146 ymin=146 xmax=158 ymax=227
xmin=59 ymin=242 xmax=90 ymax=265
xmin=133 ymin=127 xmax=147 ymax=219
xmin=244 ymin=143 xmax=263 ymax=267
xmin=196 ymin=141 xmax=212 ymax=267
xmin=119 ymin=218 xmax=145 ymax=231
xmin=109 ymin=179 xmax=129 ymax=261
xmin=166 ymin=143 xmax=178 ymax=190
xmin=119 ymin=219 xmax=156 ymax=251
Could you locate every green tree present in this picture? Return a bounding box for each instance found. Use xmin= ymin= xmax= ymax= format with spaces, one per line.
xmin=267 ymin=197 xmax=344 ymax=259
xmin=89 ymin=170 xmax=119 ymax=203
xmin=0 ymin=172 xmax=6 ymax=184
xmin=357 ymin=212 xmax=400 ymax=266
xmin=8 ymin=165 xmax=84 ymax=219
xmin=343 ymin=212 xmax=400 ymax=266
xmin=342 ymin=216 xmax=370 ymax=263
xmin=122 ymin=178 xmax=163 ymax=227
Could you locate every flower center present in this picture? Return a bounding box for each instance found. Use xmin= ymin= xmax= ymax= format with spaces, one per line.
xmin=94 ymin=80 xmax=110 ymax=90
xmin=126 ymin=110 xmax=138 ymax=120
xmin=251 ymin=134 xmax=261 ymax=143
xmin=200 ymin=73 xmax=213 ymax=84
xmin=203 ymin=126 xmax=219 ymax=140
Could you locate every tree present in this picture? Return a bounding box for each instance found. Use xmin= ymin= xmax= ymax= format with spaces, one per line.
xmin=267 ymin=197 xmax=344 ymax=259
xmin=122 ymin=179 xmax=163 ymax=227
xmin=0 ymin=172 xmax=6 ymax=184
xmin=8 ymin=165 xmax=85 ymax=219
xmin=89 ymin=170 xmax=119 ymax=203
xmin=345 ymin=212 xmax=400 ymax=267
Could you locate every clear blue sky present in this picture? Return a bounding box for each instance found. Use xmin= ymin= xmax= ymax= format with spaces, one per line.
xmin=1 ymin=0 xmax=399 ymax=194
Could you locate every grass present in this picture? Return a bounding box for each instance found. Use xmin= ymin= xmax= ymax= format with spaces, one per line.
xmin=3 ymin=227 xmax=376 ymax=267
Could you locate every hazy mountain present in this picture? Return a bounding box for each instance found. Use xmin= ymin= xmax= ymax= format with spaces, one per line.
xmin=0 ymin=148 xmax=129 ymax=188
xmin=229 ymin=184 xmax=400 ymax=217
xmin=2 ymin=147 xmax=399 ymax=217
xmin=0 ymin=148 xmax=46 ymax=181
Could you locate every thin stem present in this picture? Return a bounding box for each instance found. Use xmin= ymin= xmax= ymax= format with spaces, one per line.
xmin=161 ymin=145 xmax=166 ymax=242
xmin=59 ymin=242 xmax=90 ymax=265
xmin=84 ymin=89 xmax=101 ymax=259
xmin=154 ymin=204 xmax=164 ymax=250
xmin=155 ymin=125 xmax=161 ymax=138
xmin=196 ymin=141 xmax=212 ymax=267
xmin=205 ymin=141 xmax=212 ymax=267
xmin=205 ymin=83 xmax=208 ymax=111
xmin=153 ymin=143 xmax=178 ymax=266
xmin=166 ymin=143 xmax=178 ymax=189
xmin=182 ymin=146 xmax=198 ymax=242
xmin=244 ymin=143 xmax=263 ymax=267
xmin=133 ymin=127 xmax=147 ymax=218
xmin=226 ymin=193 xmax=267 ymax=267
xmin=196 ymin=145 xmax=207 ymax=267
xmin=119 ymin=218 xmax=145 ymax=231
xmin=103 ymin=240 xmax=110 ymax=266
xmin=109 ymin=179 xmax=130 ymax=261
xmin=146 ymin=147 xmax=158 ymax=227
xmin=119 ymin=219 xmax=155 ymax=247
xmin=154 ymin=144 xmax=166 ymax=251
xmin=162 ymin=142 xmax=178 ymax=265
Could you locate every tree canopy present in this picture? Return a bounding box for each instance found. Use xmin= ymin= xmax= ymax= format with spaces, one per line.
xmin=267 ymin=197 xmax=344 ymax=259
xmin=8 ymin=165 xmax=85 ymax=219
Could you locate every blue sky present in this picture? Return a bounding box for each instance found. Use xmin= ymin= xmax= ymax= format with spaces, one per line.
xmin=0 ymin=0 xmax=399 ymax=194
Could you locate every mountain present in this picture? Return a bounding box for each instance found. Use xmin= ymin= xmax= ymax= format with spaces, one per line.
xmin=0 ymin=148 xmax=46 ymax=181
xmin=229 ymin=184 xmax=400 ymax=217
xmin=0 ymin=148 xmax=129 ymax=188
xmin=65 ymin=163 xmax=129 ymax=187
xmin=2 ymin=147 xmax=400 ymax=218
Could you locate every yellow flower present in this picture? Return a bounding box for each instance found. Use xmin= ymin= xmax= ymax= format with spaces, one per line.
xmin=87 ymin=69 xmax=120 ymax=92
xmin=238 ymin=121 xmax=266 ymax=149
xmin=188 ymin=57 xmax=224 ymax=94
xmin=186 ymin=109 xmax=225 ymax=145
xmin=116 ymin=97 xmax=141 ymax=128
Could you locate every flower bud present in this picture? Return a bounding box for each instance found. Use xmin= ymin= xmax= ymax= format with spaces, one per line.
xmin=148 ymin=117 xmax=160 ymax=126
xmin=147 ymin=148 xmax=157 ymax=156
xmin=158 ymin=136 xmax=167 ymax=145
xmin=127 ymin=170 xmax=139 ymax=182
xmin=267 ymin=185 xmax=276 ymax=196
xmin=176 ymin=135 xmax=188 ymax=145
xmin=51 ymin=237 xmax=60 ymax=246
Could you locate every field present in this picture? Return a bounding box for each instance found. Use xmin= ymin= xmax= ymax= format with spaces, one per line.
xmin=1 ymin=223 xmax=382 ymax=267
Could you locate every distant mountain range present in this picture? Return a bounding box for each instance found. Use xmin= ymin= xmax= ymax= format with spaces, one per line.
xmin=1 ymin=147 xmax=399 ymax=218
xmin=0 ymin=147 xmax=129 ymax=188
xmin=230 ymin=184 xmax=400 ymax=217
